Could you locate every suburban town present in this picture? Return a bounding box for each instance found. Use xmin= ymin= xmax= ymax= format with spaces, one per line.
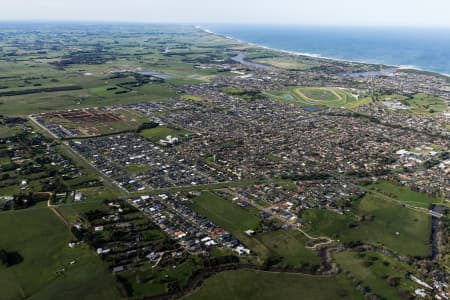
xmin=0 ymin=22 xmax=448 ymax=300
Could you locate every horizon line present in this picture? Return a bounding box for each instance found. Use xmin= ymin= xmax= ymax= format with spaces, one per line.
xmin=0 ymin=20 xmax=449 ymax=30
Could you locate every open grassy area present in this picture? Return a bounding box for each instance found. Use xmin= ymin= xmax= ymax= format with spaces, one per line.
xmin=407 ymin=93 xmax=447 ymax=113
xmin=191 ymin=191 xmax=261 ymax=232
xmin=333 ymin=251 xmax=417 ymax=300
xmin=190 ymin=191 xmax=269 ymax=260
xmin=0 ymin=208 xmax=120 ymax=300
xmin=186 ymin=269 xmax=362 ymax=300
xmin=367 ymin=180 xmax=441 ymax=209
xmin=140 ymin=126 xmax=191 ymax=142
xmin=255 ymin=230 xmax=321 ymax=267
xmin=302 ymin=192 xmax=432 ymax=257
xmin=120 ymin=258 xmax=201 ymax=298
xmin=379 ymin=93 xmax=447 ymax=114
xmin=0 ymin=126 xmax=18 ymax=138
xmin=267 ymin=86 xmax=360 ymax=109
xmin=190 ymin=192 xmax=319 ymax=266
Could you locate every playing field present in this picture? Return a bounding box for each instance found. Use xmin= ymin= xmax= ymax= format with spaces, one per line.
xmin=0 ymin=208 xmax=120 ymax=300
xmin=139 ymin=126 xmax=191 ymax=142
xmin=186 ymin=269 xmax=362 ymax=300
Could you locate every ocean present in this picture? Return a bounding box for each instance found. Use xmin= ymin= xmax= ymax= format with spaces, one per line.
xmin=203 ymin=24 xmax=450 ymax=76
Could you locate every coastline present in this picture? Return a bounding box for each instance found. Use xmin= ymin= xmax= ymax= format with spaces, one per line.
xmin=196 ymin=25 xmax=450 ymax=78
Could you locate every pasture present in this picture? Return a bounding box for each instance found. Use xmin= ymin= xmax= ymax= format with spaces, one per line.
xmin=187 ymin=269 xmax=362 ymax=300
xmin=37 ymin=107 xmax=146 ymax=137
xmin=0 ymin=208 xmax=120 ymax=300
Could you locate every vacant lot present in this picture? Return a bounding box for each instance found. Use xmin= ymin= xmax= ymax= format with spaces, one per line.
xmin=191 ymin=192 xmax=261 ymax=232
xmin=190 ymin=191 xmax=268 ymax=259
xmin=186 ymin=269 xmax=362 ymax=300
xmin=0 ymin=208 xmax=120 ymax=300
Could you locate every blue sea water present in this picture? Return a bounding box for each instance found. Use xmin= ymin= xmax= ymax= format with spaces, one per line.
xmin=203 ymin=24 xmax=450 ymax=76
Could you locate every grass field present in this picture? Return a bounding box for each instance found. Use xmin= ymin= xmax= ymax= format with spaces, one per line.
xmin=0 ymin=83 xmax=177 ymax=116
xmin=0 ymin=126 xmax=18 ymax=138
xmin=190 ymin=191 xmax=269 ymax=260
xmin=302 ymin=192 xmax=432 ymax=257
xmin=190 ymin=192 xmax=320 ymax=266
xmin=379 ymin=93 xmax=447 ymax=114
xmin=407 ymin=93 xmax=447 ymax=113
xmin=191 ymin=192 xmax=261 ymax=232
xmin=255 ymin=230 xmax=321 ymax=267
xmin=333 ymin=251 xmax=416 ymax=300
xmin=186 ymin=269 xmax=362 ymax=300
xmin=367 ymin=180 xmax=441 ymax=209
xmin=0 ymin=208 xmax=120 ymax=300
xmin=121 ymin=258 xmax=201 ymax=298
xmin=140 ymin=126 xmax=191 ymax=142
xmin=267 ymin=87 xmax=361 ymax=109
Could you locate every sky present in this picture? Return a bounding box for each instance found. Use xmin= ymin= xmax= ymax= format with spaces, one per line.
xmin=0 ymin=0 xmax=449 ymax=28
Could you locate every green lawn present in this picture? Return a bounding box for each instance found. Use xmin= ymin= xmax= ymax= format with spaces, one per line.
xmin=0 ymin=209 xmax=120 ymax=300
xmin=333 ymin=251 xmax=417 ymax=300
xmin=125 ymin=164 xmax=151 ymax=173
xmin=140 ymin=126 xmax=191 ymax=142
xmin=186 ymin=269 xmax=362 ymax=300
xmin=302 ymin=193 xmax=432 ymax=257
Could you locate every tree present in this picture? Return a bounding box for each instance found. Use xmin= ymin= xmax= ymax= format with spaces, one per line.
xmin=0 ymin=249 xmax=9 ymax=267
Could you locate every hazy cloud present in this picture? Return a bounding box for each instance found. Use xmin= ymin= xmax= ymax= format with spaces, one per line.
xmin=0 ymin=0 xmax=448 ymax=27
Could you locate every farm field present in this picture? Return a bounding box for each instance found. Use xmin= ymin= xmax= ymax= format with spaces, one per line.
xmin=186 ymin=269 xmax=362 ymax=300
xmin=35 ymin=107 xmax=146 ymax=138
xmin=301 ymin=192 xmax=432 ymax=257
xmin=0 ymin=208 xmax=120 ymax=300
